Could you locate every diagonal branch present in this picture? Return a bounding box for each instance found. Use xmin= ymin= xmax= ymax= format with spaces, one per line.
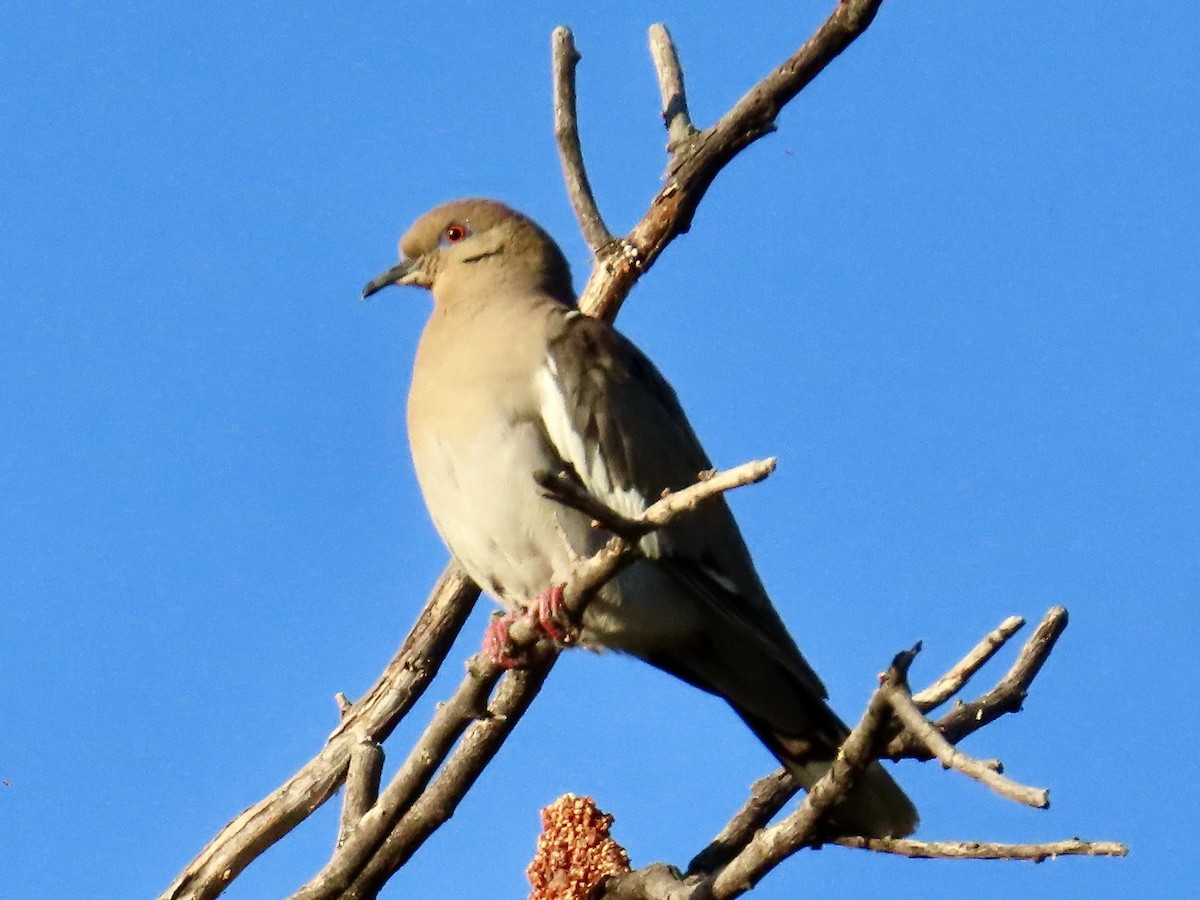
xmin=160 ymin=566 xmax=480 ymax=900
xmin=648 ymin=24 xmax=697 ymax=153
xmin=347 ymin=663 xmax=556 ymax=899
xmin=553 ymin=26 xmax=614 ymax=253
xmin=534 ymin=469 xmax=652 ymax=538
xmin=291 ymin=659 xmax=512 ymax=900
xmin=605 ymin=648 xmax=920 ymax=899
xmin=700 ymin=647 xmax=919 ymax=899
xmin=687 ymin=771 xmax=799 ymax=877
xmin=833 ymin=836 xmax=1128 ymax=861
xmin=337 ymin=739 xmax=383 ymax=850
xmin=912 ymin=615 xmax=1026 ymax=711
xmin=883 ymin=678 xmax=1049 ymax=809
xmin=573 ymin=0 xmax=886 ymax=321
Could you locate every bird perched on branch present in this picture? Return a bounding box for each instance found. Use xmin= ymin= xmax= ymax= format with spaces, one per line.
xmin=363 ymin=198 xmax=917 ymax=838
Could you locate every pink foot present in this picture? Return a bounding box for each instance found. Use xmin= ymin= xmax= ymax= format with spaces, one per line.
xmin=483 ymin=611 xmax=525 ymax=669
xmin=481 ymin=585 xmax=576 ymax=668
xmin=534 ymin=584 xmax=574 ymax=644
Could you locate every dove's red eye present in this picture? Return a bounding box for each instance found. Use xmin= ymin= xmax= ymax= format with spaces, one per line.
xmin=443 ymin=223 xmax=469 ymax=243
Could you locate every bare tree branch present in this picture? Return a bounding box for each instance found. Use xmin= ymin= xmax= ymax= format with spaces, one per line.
xmin=689 ymin=611 xmax=1036 ymax=876
xmin=292 ymin=659 xmax=510 ymax=899
xmin=884 ymin=679 xmax=1049 ymax=809
xmin=553 ymin=26 xmax=614 ymax=253
xmin=648 ymin=24 xmax=697 ymax=154
xmin=535 ymin=468 xmax=653 ymax=538
xmin=521 ymin=459 xmax=777 ymax=645
xmin=832 ymin=836 xmax=1129 ymax=862
xmin=694 ymin=648 xmax=921 ymax=900
xmin=337 ymin=740 xmax=383 ymax=850
xmin=912 ymin=615 xmax=1025 ymax=711
xmin=576 ymin=0 xmax=887 ymax=321
xmin=346 ymin=664 xmax=555 ymax=899
xmin=595 ymin=612 xmax=1124 ymax=897
xmin=160 ymin=566 xmax=479 ymax=900
xmin=687 ymin=771 xmax=799 ymax=877
xmin=885 ymin=607 xmax=1069 ymax=759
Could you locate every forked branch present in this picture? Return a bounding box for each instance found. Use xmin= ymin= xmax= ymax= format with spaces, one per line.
xmin=581 ymin=616 xmax=1126 ymax=899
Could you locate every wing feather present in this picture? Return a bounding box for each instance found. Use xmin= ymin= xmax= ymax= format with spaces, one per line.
xmin=534 ymin=310 xmax=827 ymax=699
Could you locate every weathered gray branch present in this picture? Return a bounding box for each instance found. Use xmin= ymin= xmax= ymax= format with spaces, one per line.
xmin=596 ymin=632 xmax=1127 ymax=899
xmin=886 ymin=607 xmax=1070 ymax=759
xmin=345 ymin=665 xmax=554 ymax=898
xmin=337 ymin=740 xmax=383 ymax=850
xmin=160 ymin=566 xmax=480 ymax=900
xmin=884 ymin=681 xmax=1049 ymax=809
xmin=912 ymin=615 xmax=1025 ymax=711
xmin=697 ymin=648 xmax=922 ymax=899
xmin=648 ymin=24 xmax=697 ymax=153
xmin=575 ymin=0 xmax=887 ymax=320
xmin=553 ymin=26 xmax=614 ymax=253
xmin=687 ymin=771 xmax=798 ymax=877
xmin=832 ymin=836 xmax=1128 ymax=862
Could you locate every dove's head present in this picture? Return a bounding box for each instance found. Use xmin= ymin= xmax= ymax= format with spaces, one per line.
xmin=362 ymin=198 xmax=574 ymax=306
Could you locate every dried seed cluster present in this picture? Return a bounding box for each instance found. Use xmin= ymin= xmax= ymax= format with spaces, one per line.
xmin=527 ymin=794 xmax=631 ymax=899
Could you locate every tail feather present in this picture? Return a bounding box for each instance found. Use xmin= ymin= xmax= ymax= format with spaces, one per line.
xmin=791 ymin=758 xmax=918 ymax=839
xmin=740 ymin=712 xmax=918 ymax=838
xmin=625 ymin=586 xmax=918 ymax=838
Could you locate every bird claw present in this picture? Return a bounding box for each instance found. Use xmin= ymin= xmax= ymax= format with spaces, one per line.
xmin=534 ymin=583 xmax=575 ymax=644
xmin=481 ymin=585 xmax=576 ymax=669
xmin=483 ymin=611 xmax=528 ymax=669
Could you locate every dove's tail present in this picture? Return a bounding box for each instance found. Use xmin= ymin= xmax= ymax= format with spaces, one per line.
xmin=788 ymin=758 xmax=918 ymax=839
xmin=742 ymin=716 xmax=919 ymax=839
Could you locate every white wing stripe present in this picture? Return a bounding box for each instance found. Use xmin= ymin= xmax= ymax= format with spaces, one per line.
xmin=533 ymin=361 xmax=648 ymax=523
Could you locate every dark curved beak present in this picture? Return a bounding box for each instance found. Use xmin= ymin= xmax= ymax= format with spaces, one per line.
xmin=361 ymin=259 xmax=416 ymax=299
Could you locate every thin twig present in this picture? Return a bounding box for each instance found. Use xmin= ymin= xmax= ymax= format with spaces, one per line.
xmin=577 ymin=0 xmax=886 ymax=320
xmin=160 ymin=566 xmax=480 ymax=900
xmin=538 ymin=459 xmax=779 ymax=548
xmin=941 ymin=606 xmax=1069 ymax=740
xmin=552 ymin=26 xmax=613 ymax=253
xmin=687 ymin=771 xmax=798 ymax=876
xmin=648 ymin=24 xmax=696 ymax=153
xmin=912 ymin=615 xmax=1025 ymax=711
xmin=512 ymin=458 xmax=777 ymax=646
xmin=534 ymin=469 xmax=651 ymax=537
xmin=696 ymin=647 xmax=920 ymax=900
xmin=833 ymin=836 xmax=1128 ymax=861
xmin=644 ymin=460 xmax=776 ymax=527
xmin=346 ymin=664 xmax=556 ymax=898
xmin=884 ymin=684 xmax=1049 ymax=809
xmin=886 ymin=607 xmax=1069 ymax=759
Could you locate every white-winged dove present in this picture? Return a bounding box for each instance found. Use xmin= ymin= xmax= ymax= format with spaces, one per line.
xmin=364 ymin=198 xmax=917 ymax=838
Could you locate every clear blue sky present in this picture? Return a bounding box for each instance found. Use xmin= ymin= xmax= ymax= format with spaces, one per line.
xmin=2 ymin=2 xmax=1196 ymax=898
